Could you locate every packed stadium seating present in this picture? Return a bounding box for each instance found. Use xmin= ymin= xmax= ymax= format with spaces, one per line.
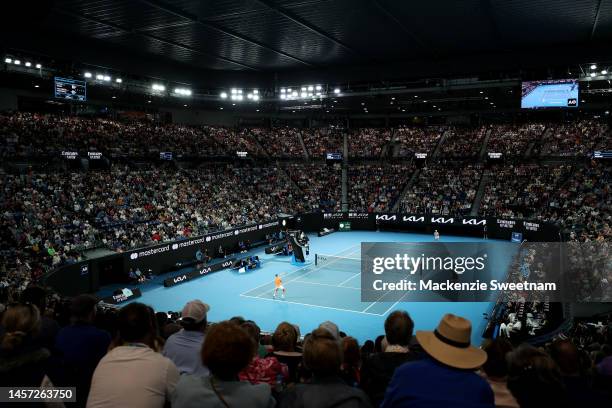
xmin=400 ymin=164 xmax=483 ymax=215
xmin=348 ymin=164 xmax=415 ymax=212
xmin=1 ymin=111 xmax=612 ymax=406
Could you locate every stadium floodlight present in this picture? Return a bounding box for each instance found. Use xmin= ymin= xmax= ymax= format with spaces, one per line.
xmin=152 ymin=84 xmax=165 ymax=91
xmin=590 ymin=72 xmax=597 ymax=77
xmin=479 ymin=91 xmax=484 ymax=94
xmin=253 ymin=89 xmax=259 ymax=94
xmin=84 ymin=72 xmax=92 ymax=78
xmin=333 ymin=88 xmax=340 ymax=94
xmin=590 ymin=64 xmax=597 ymax=70
xmin=315 ymin=85 xmax=322 ymax=91
xmin=14 ymin=60 xmax=21 ymax=65
xmin=220 ymin=92 xmax=228 ymax=99
xmin=4 ymin=58 xmax=11 ymax=64
xmin=103 ymin=75 xmax=111 ymax=81
xmin=231 ymin=88 xmax=237 ymax=94
xmin=35 ymin=63 xmax=41 ymax=69
xmin=237 ymin=95 xmax=243 ymax=101
xmin=237 ymin=89 xmax=242 ymax=94
xmin=280 ymin=88 xmax=286 ymax=93
xmin=292 ymin=91 xmax=298 ymax=97
xmin=247 ymin=93 xmax=253 ymax=99
xmin=301 ymin=87 xmax=307 ymax=92
xmin=307 ymin=85 xmax=314 ymax=91
xmin=115 ymin=78 xmax=122 ymax=83
xmin=316 ymin=92 xmax=322 ymax=96
xmin=601 ymin=70 xmax=608 ymax=75
xmin=280 ymin=94 xmax=286 ymax=100
xmin=253 ymin=94 xmax=260 ymax=101
xmin=174 ymin=88 xmax=192 ymax=96
xmin=96 ymin=74 xmax=104 ymax=80
xmin=25 ymin=62 xmax=31 ymax=67
xmin=287 ymin=88 xmax=292 ymax=93
xmin=301 ymin=92 xmax=307 ymax=98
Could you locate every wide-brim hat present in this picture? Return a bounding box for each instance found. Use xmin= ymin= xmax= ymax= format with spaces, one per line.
xmin=415 ymin=313 xmax=487 ymax=370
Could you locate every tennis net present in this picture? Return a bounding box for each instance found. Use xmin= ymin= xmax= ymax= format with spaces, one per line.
xmin=315 ymin=253 xmax=361 ymax=273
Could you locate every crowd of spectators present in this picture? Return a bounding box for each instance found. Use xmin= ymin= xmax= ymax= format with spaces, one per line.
xmin=0 ymin=113 xmax=226 ymax=159
xmin=348 ymin=128 xmax=391 ymax=158
xmin=440 ymin=126 xmax=488 ymax=158
xmin=285 ymin=163 xmax=342 ymax=212
xmin=252 ymin=127 xmax=306 ymax=158
xmin=486 ymin=123 xmax=545 ymax=157
xmin=479 ymin=164 xmax=572 ymax=219
xmin=0 ymin=163 xmax=301 ymax=268
xmin=302 ymin=128 xmax=343 ymax=158
xmin=348 ymin=164 xmax=415 ymax=212
xmin=393 ymin=126 xmax=444 ymax=157
xmin=540 ymin=120 xmax=610 ymax=156
xmin=1 ymin=289 xmax=610 ymax=408
xmin=400 ymin=164 xmax=482 ymax=215
xmin=206 ymin=127 xmax=266 ymax=157
xmin=478 ymin=162 xmax=611 ymax=241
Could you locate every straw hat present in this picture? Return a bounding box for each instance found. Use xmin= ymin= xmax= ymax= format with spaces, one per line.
xmin=416 ymin=314 xmax=487 ymax=370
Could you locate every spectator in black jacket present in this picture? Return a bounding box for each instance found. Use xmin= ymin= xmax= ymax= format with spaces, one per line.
xmin=279 ymin=327 xmax=372 ymax=408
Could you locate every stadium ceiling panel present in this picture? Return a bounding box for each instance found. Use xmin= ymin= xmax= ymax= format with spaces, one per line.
xmin=7 ymin=0 xmax=612 ymax=77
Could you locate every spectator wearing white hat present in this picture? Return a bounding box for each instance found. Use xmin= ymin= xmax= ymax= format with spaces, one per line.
xmin=163 ymin=300 xmax=210 ymax=377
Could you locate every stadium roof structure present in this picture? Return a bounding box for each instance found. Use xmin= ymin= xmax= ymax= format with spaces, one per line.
xmin=5 ymin=0 xmax=612 ymax=86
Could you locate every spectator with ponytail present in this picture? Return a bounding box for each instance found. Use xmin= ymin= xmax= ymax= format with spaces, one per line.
xmin=0 ymin=303 xmax=52 ymax=386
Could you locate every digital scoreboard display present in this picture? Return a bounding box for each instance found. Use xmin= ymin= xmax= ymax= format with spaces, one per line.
xmin=54 ymin=77 xmax=87 ymax=101
xmin=160 ymin=152 xmax=173 ymax=160
xmin=521 ymin=79 xmax=578 ymax=109
xmin=326 ymin=152 xmax=342 ymax=161
xmin=593 ymin=151 xmax=612 ymax=160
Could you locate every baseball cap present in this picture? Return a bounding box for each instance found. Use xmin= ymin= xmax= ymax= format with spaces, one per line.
xmin=181 ymin=300 xmax=210 ymax=324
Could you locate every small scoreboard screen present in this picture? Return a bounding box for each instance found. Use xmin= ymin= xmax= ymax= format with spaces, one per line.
xmin=521 ymin=79 xmax=578 ymax=109
xmin=55 ymin=77 xmax=87 ymax=101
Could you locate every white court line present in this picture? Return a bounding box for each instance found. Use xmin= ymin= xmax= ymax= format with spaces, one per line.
xmin=292 ymin=280 xmax=361 ymax=290
xmin=240 ymin=293 xmax=384 ymax=316
xmin=240 ymin=243 xmax=361 ymax=297
xmin=338 ymin=272 xmax=360 ymax=287
xmin=380 ymin=291 xmax=410 ymax=316
xmin=361 ymin=288 xmax=396 ymax=313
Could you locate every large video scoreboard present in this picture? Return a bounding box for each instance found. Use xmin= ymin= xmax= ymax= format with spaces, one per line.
xmin=54 ymin=77 xmax=87 ymax=101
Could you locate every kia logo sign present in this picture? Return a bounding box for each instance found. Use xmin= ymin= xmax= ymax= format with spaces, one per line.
xmin=402 ymin=215 xmax=425 ymax=223
xmin=222 ymin=260 xmax=232 ymax=267
xmin=431 ymin=217 xmax=454 ymax=224
xmin=462 ymin=219 xmax=486 ymax=226
xmin=375 ymin=214 xmax=397 ymax=221
xmin=130 ymin=253 xmax=138 ymax=260
xmin=172 ymin=243 xmax=179 ymax=250
xmin=174 ymin=275 xmax=187 ymax=283
xmin=199 ymin=267 xmax=212 ymax=275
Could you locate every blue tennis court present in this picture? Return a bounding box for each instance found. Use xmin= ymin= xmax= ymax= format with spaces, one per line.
xmin=98 ymin=231 xmax=514 ymax=345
